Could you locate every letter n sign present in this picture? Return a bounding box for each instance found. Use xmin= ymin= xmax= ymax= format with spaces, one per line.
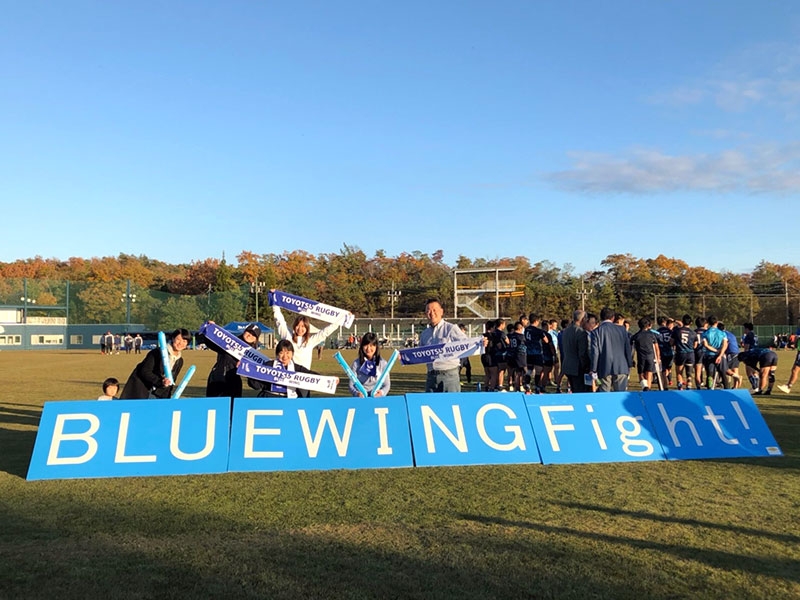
xmin=405 ymin=392 xmax=540 ymax=466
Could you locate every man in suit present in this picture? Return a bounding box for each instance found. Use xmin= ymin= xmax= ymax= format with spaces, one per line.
xmin=560 ymin=309 xmax=590 ymax=393
xmin=590 ymin=307 xmax=633 ymax=392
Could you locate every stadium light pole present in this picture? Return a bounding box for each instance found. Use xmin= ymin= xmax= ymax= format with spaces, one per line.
xmin=121 ymin=280 xmax=136 ymax=330
xmin=20 ymin=296 xmax=36 ymax=323
xmin=251 ymin=279 xmax=266 ymax=323
xmin=387 ymin=282 xmax=402 ymax=320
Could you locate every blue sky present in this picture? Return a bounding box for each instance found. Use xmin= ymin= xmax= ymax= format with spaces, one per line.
xmin=1 ymin=1 xmax=798 ymax=274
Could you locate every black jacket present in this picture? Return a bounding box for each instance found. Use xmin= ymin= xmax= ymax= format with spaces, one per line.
xmin=120 ymin=347 xmax=183 ymax=399
xmin=201 ymin=332 xmax=257 ymax=398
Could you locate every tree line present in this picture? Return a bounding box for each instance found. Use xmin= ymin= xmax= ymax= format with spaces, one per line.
xmin=1 ymin=249 xmax=798 ymax=329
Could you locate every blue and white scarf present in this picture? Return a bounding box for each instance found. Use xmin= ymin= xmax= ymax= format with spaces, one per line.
xmin=268 ymin=290 xmax=354 ymax=328
xmin=399 ymin=337 xmax=484 ymax=365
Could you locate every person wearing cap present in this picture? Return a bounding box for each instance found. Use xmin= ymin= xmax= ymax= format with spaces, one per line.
xmin=202 ymin=322 xmax=261 ymax=398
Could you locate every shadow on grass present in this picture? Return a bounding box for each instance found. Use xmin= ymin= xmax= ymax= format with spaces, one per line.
xmin=457 ymin=513 xmax=800 ymax=585
xmin=3 ymin=496 xmax=781 ymax=600
xmin=0 ymin=404 xmax=40 ymax=478
xmin=549 ymin=501 xmax=800 ymax=544
xmin=0 ymin=405 xmax=41 ymax=428
xmin=0 ymin=427 xmax=36 ymax=478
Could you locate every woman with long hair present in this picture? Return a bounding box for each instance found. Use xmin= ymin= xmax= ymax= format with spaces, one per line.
xmin=349 ymin=332 xmax=390 ymax=397
xmin=272 ymin=292 xmax=348 ymax=369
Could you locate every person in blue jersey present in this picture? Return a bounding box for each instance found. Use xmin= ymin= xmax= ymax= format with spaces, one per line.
xmin=701 ymin=315 xmax=729 ymax=389
xmin=656 ymin=317 xmax=675 ymax=388
xmin=718 ymin=322 xmax=741 ymax=389
xmin=670 ymin=315 xmax=698 ymax=390
xmin=631 ymin=317 xmax=661 ymax=391
xmin=525 ymin=314 xmax=552 ymax=393
xmin=349 ymin=332 xmax=391 ymax=397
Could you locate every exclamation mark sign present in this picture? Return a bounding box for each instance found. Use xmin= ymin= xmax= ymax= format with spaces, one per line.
xmin=731 ymin=401 xmax=757 ymax=445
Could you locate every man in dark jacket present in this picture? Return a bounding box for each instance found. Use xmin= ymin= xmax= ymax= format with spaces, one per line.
xmin=590 ymin=307 xmax=633 ymax=392
xmin=560 ymin=310 xmax=590 ymax=393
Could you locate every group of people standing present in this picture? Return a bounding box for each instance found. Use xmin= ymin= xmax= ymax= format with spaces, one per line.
xmin=460 ymin=306 xmax=794 ymax=396
xmin=102 ymin=293 xmax=799 ymax=400
xmin=100 ymin=331 xmax=143 ymax=355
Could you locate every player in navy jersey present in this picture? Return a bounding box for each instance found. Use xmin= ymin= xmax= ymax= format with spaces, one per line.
xmin=694 ymin=317 xmax=708 ymax=390
xmin=487 ymin=318 xmax=509 ymax=391
xmin=741 ymin=322 xmax=758 ymax=351
xmin=507 ymin=321 xmax=527 ymax=392
xmin=656 ymin=317 xmax=675 ymax=387
xmin=525 ymin=314 xmax=552 ymax=393
xmin=670 ymin=315 xmax=697 ymax=390
xmin=631 ymin=317 xmax=661 ymax=391
xmin=739 ymin=345 xmax=778 ymax=395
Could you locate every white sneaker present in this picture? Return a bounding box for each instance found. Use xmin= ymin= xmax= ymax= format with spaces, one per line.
xmin=777 ymin=384 xmax=791 ymax=394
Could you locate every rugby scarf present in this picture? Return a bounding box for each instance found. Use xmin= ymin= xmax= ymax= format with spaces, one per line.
xmin=236 ymin=357 xmax=339 ymax=395
xmin=268 ymin=290 xmax=355 ymax=328
xmin=199 ymin=322 xmax=270 ymax=366
xmin=358 ymin=359 xmax=377 ymax=378
xmin=399 ymin=336 xmax=485 ymax=365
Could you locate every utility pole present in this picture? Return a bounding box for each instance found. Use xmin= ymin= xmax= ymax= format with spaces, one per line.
xmin=251 ymin=278 xmax=266 ymax=323
xmin=576 ymin=279 xmax=592 ymax=311
xmin=121 ymin=279 xmax=137 ymax=329
xmin=387 ymin=282 xmax=402 ymax=320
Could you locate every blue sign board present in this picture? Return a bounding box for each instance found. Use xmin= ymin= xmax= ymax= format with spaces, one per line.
xmin=525 ymin=392 xmax=666 ymax=464
xmin=641 ymin=389 xmax=783 ymax=460
xmin=26 ymin=390 xmax=784 ymax=481
xmin=27 ymin=398 xmax=231 ymax=480
xmin=405 ymin=392 xmax=541 ymax=467
xmin=227 ymin=396 xmax=414 ymax=472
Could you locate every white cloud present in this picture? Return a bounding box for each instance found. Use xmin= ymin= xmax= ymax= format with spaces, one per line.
xmin=544 ymin=143 xmax=800 ymax=194
xmin=648 ymin=42 xmax=800 ymax=116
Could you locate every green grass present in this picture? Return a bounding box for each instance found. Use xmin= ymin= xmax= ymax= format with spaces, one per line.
xmin=1 ymin=349 xmax=798 ymax=599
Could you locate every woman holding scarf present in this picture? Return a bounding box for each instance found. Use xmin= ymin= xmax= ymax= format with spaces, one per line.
xmin=348 ymin=332 xmax=391 ymax=397
xmin=247 ymin=339 xmax=318 ymax=398
xmin=270 ymin=289 xmax=350 ymax=370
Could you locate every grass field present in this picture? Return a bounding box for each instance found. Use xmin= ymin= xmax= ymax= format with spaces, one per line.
xmin=1 ymin=349 xmax=798 ymax=599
